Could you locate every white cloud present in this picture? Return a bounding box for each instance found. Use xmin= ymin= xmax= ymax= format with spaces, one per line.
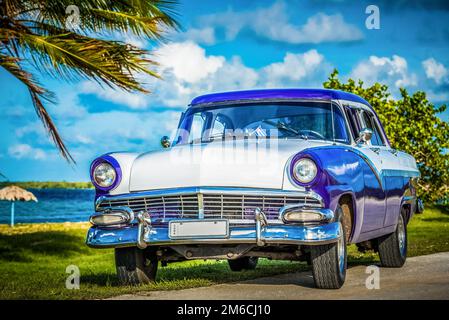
xmin=426 ymin=91 xmax=449 ymax=102
xmin=199 ymin=2 xmax=363 ymax=44
xmin=60 ymin=110 xmax=181 ymax=152
xmin=8 ymin=144 xmax=46 ymax=160
xmin=77 ymin=41 xmax=331 ymax=109
xmin=79 ymin=82 xmax=149 ymax=109
xmin=261 ymin=50 xmax=331 ymax=87
xmin=150 ymin=50 xmax=259 ymax=107
xmin=156 ymin=41 xmax=225 ymax=83
xmin=422 ymin=58 xmax=448 ymax=84
xmin=48 ymin=89 xmax=88 ymax=120
xmin=180 ymin=27 xmax=216 ymax=45
xmin=15 ymin=122 xmax=46 ymax=139
xmin=150 ymin=42 xmax=329 ymax=107
xmin=351 ymin=55 xmax=417 ymax=89
xmin=76 ymin=41 xmax=332 ymax=110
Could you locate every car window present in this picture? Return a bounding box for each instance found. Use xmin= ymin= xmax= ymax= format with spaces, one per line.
xmin=210 ymin=115 xmax=227 ymax=138
xmin=189 ymin=113 xmax=206 ymax=143
xmin=361 ymin=111 xmax=385 ymax=146
xmin=175 ymin=102 xmax=351 ymax=145
xmin=344 ymin=107 xmax=360 ymax=140
xmin=333 ymin=105 xmax=351 ymax=143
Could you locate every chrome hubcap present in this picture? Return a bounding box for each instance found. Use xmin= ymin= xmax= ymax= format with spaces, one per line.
xmin=397 ymin=215 xmax=406 ymax=256
xmin=337 ymin=223 xmax=345 ymax=275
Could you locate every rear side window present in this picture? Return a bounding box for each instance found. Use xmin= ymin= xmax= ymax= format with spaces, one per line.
xmin=333 ymin=105 xmax=351 ymax=143
xmin=344 ymin=107 xmax=361 ymax=140
xmin=361 ymin=111 xmax=385 ymax=146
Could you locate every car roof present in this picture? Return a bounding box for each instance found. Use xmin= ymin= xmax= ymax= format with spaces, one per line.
xmin=189 ymin=88 xmax=372 ymax=108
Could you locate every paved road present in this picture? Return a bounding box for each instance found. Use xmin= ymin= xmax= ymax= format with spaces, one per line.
xmin=110 ymin=252 xmax=449 ymax=300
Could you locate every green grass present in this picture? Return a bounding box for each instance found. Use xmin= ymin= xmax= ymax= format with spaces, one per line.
xmin=0 ymin=206 xmax=448 ymax=299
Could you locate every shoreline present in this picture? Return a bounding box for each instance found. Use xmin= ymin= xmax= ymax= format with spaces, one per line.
xmin=0 ymin=182 xmax=94 ymax=189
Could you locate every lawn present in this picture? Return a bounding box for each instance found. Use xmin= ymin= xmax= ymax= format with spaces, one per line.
xmin=0 ymin=206 xmax=448 ymax=299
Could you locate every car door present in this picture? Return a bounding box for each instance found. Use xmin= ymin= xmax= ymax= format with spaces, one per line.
xmin=346 ymin=106 xmax=387 ymax=233
xmin=358 ymin=109 xmax=404 ymax=229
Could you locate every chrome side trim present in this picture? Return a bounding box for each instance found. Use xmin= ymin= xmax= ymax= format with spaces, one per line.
xmin=382 ymin=169 xmax=420 ymax=177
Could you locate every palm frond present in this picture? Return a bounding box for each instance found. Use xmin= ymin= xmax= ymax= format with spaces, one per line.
xmin=7 ymin=30 xmax=158 ymax=91
xmin=89 ymin=9 xmax=176 ymax=39
xmin=0 ymin=53 xmax=74 ymax=163
xmin=0 ymin=0 xmax=180 ymax=164
xmin=11 ymin=0 xmax=180 ymax=37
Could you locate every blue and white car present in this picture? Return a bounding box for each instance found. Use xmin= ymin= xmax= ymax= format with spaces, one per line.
xmin=86 ymin=89 xmax=421 ymax=289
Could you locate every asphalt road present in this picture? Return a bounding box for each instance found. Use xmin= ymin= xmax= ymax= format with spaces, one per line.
xmin=110 ymin=252 xmax=449 ymax=300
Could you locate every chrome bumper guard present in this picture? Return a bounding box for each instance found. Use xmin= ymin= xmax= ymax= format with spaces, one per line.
xmin=87 ymin=207 xmax=340 ymax=248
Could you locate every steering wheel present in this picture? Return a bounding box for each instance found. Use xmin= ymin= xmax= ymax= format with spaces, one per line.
xmin=297 ymin=129 xmax=326 ymax=140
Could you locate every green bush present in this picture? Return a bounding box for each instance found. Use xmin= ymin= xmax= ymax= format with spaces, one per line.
xmin=324 ymin=70 xmax=449 ymax=203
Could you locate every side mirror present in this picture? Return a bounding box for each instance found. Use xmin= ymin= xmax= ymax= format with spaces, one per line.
xmin=160 ymin=136 xmax=171 ymax=148
xmin=356 ymin=128 xmax=373 ymax=144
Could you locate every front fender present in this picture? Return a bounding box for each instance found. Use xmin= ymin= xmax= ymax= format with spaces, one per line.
xmin=284 ymin=146 xmax=366 ymax=243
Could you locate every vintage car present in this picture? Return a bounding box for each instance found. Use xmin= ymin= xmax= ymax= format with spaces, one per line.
xmin=86 ymin=89 xmax=421 ymax=289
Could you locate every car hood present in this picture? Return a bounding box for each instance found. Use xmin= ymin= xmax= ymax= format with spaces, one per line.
xmin=128 ymin=139 xmax=331 ymax=192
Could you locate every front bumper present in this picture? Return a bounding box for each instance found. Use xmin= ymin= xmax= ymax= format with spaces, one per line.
xmin=87 ymin=187 xmax=339 ymax=249
xmin=86 ymin=221 xmax=342 ymax=248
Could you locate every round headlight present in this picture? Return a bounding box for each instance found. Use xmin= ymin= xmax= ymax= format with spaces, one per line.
xmin=293 ymin=158 xmax=317 ymax=184
xmin=93 ymin=162 xmax=116 ymax=188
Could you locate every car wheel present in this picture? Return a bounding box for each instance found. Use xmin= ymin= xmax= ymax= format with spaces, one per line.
xmin=115 ymin=247 xmax=158 ymax=285
xmin=228 ymin=257 xmax=259 ymax=271
xmin=377 ymin=208 xmax=407 ymax=267
xmin=310 ymin=211 xmax=347 ymax=289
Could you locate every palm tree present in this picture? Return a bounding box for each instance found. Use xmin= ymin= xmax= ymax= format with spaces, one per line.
xmin=0 ymin=0 xmax=179 ymax=163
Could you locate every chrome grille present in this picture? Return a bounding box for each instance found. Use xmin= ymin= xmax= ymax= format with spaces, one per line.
xmin=97 ymin=192 xmax=321 ymax=224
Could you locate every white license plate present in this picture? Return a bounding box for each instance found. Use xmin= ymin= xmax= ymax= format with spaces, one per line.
xmin=169 ymin=220 xmax=229 ymax=239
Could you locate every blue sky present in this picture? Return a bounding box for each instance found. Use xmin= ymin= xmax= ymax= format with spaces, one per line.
xmin=1 ymin=0 xmax=449 ymax=181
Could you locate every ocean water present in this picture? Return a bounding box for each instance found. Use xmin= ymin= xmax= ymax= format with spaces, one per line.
xmin=0 ymin=189 xmax=95 ymax=224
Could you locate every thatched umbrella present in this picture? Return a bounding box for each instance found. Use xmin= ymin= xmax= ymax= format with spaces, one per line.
xmin=0 ymin=186 xmax=38 ymax=227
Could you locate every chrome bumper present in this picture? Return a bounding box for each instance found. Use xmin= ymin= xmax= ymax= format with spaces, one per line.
xmin=87 ymin=188 xmax=339 ymax=248
xmin=86 ymin=220 xmax=342 ymax=248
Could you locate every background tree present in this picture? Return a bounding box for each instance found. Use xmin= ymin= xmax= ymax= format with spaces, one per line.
xmin=0 ymin=0 xmax=179 ymax=163
xmin=323 ymin=69 xmax=449 ymax=203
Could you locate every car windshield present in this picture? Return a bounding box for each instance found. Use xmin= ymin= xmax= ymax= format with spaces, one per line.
xmin=173 ymin=101 xmax=350 ymax=145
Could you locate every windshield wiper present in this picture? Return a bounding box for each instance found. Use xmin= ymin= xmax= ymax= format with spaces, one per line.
xmin=262 ymin=120 xmax=298 ymax=135
xmin=262 ymin=120 xmax=310 ymax=140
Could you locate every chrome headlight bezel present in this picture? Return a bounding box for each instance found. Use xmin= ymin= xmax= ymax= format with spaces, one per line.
xmin=90 ymin=156 xmax=121 ymax=191
xmin=290 ymin=155 xmax=320 ymax=187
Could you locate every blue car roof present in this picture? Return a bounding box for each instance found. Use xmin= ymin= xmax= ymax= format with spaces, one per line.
xmin=190 ymin=88 xmax=371 ymax=108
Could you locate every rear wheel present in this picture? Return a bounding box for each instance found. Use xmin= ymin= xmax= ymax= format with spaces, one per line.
xmin=377 ymin=208 xmax=407 ymax=267
xmin=228 ymin=257 xmax=259 ymax=271
xmin=115 ymin=247 xmax=158 ymax=285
